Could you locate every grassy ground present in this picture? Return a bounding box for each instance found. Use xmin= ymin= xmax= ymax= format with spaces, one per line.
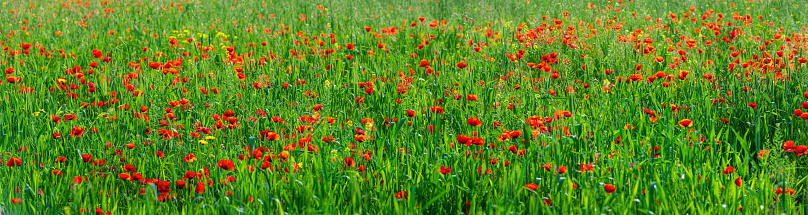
xmin=1 ymin=0 xmax=808 ymax=214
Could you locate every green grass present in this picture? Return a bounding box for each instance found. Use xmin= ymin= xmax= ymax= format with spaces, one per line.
xmin=0 ymin=0 xmax=807 ymax=214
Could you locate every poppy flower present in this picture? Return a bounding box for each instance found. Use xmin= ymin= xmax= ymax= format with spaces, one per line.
xmin=183 ymin=171 xmax=196 ymax=179
xmin=394 ymin=191 xmax=408 ymax=200
xmin=70 ymin=126 xmax=86 ymax=137
xmin=5 ymin=76 xmax=19 ymax=83
xmin=785 ymin=188 xmax=796 ymax=196
xmin=64 ymin=114 xmax=78 ymax=121
xmin=456 ymin=62 xmax=468 ymax=69
xmin=542 ymin=163 xmax=552 ymax=171
xmin=6 ymin=157 xmax=22 ymax=167
xmin=176 ymin=180 xmax=187 ymax=189
xmin=82 ymin=154 xmax=92 ymax=163
xmin=72 ymin=176 xmax=84 ymax=184
xmin=184 ymin=153 xmax=197 ymax=163
xmin=217 ymin=159 xmax=235 ymax=170
xmin=419 ymin=59 xmax=429 ymax=68
xmin=51 ymin=115 xmax=61 ymax=124
xmin=279 ymin=151 xmax=290 ymax=160
xmin=678 ymin=119 xmax=693 ymax=128
xmin=429 ymin=106 xmax=444 ymax=113
xmin=123 ymin=164 xmax=137 ymax=172
xmin=406 ymin=110 xmax=415 ymax=118
xmin=196 ymin=181 xmax=205 ymax=193
xmin=734 ymin=177 xmax=742 ymax=187
xmin=508 ymin=145 xmax=518 ymax=154
xmin=467 ymin=117 xmax=482 ymax=126
xmin=11 ymin=198 xmax=22 ymax=205
xmin=344 ymin=157 xmax=356 ymax=167
xmin=722 ymin=166 xmax=735 ymax=175
xmin=118 ymin=173 xmax=131 ymax=180
xmin=603 ymin=184 xmax=616 ymax=194
xmin=543 ymin=198 xmax=552 ymax=206
xmin=156 ymin=181 xmax=172 ymax=194
xmin=558 ymin=165 xmax=567 ymax=174
xmin=438 ymin=166 xmax=453 ymax=174
xmin=525 ymin=183 xmax=538 ymax=191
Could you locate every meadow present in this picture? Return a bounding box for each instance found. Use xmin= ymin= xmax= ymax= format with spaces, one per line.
xmin=1 ymin=0 xmax=807 ymax=214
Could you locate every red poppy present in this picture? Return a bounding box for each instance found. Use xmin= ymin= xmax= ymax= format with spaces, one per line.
xmin=70 ymin=126 xmax=86 ymax=137
xmin=11 ymin=198 xmax=22 ymax=205
xmin=525 ymin=183 xmax=538 ymax=191
xmin=64 ymin=114 xmax=78 ymax=121
xmin=196 ymin=181 xmax=205 ymax=193
xmin=508 ymin=145 xmax=518 ymax=154
xmin=542 ymin=163 xmax=553 ymax=171
xmin=182 ymin=171 xmax=196 ymax=179
xmin=603 ymin=184 xmax=616 ymax=194
xmin=419 ymin=59 xmax=429 ymax=68
xmin=364 ymin=26 xmax=372 ymax=32
xmin=51 ymin=115 xmax=61 ymax=124
xmin=456 ymin=62 xmax=468 ymax=69
xmin=429 ymin=106 xmax=444 ymax=113
xmin=82 ymin=154 xmax=92 ymax=163
xmin=439 ymin=166 xmax=453 ymax=174
xmin=394 ymin=191 xmax=408 ymax=200
xmin=344 ymin=157 xmax=356 ymax=167
xmin=678 ymin=119 xmax=693 ymax=128
xmin=722 ymin=166 xmax=735 ymax=175
xmin=785 ymin=188 xmax=796 ymax=196
xmin=734 ymin=177 xmax=742 ymax=187
xmin=406 ymin=110 xmax=415 ymax=118
xmin=118 ymin=173 xmax=131 ymax=180
xmin=123 ymin=164 xmax=137 ymax=172
xmin=217 ymin=159 xmax=235 ymax=170
xmin=543 ymin=198 xmax=552 ymax=206
xmin=6 ymin=157 xmax=22 ymax=167
xmin=467 ymin=117 xmax=482 ymax=126
xmin=184 ymin=153 xmax=197 ymax=162
xmin=558 ymin=165 xmax=567 ymax=174
xmin=176 ymin=180 xmax=187 ymax=189
xmin=72 ymin=176 xmax=84 ymax=184
xmin=155 ymin=181 xmax=172 ymax=194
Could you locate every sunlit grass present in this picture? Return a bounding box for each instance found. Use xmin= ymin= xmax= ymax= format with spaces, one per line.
xmin=0 ymin=0 xmax=807 ymax=214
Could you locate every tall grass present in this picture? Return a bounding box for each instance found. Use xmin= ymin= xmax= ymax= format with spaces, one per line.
xmin=0 ymin=0 xmax=807 ymax=214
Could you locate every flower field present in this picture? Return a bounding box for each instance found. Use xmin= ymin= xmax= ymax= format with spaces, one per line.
xmin=2 ymin=0 xmax=808 ymax=214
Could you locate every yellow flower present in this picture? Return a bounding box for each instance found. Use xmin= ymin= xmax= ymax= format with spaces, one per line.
xmin=205 ymin=136 xmax=216 ymax=140
xmin=199 ymin=140 xmax=208 ymax=145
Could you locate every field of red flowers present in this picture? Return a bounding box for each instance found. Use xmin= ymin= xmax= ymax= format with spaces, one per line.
xmin=1 ymin=0 xmax=808 ymax=214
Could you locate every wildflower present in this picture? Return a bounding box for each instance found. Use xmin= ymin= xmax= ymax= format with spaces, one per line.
xmin=604 ymin=184 xmax=616 ymax=194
